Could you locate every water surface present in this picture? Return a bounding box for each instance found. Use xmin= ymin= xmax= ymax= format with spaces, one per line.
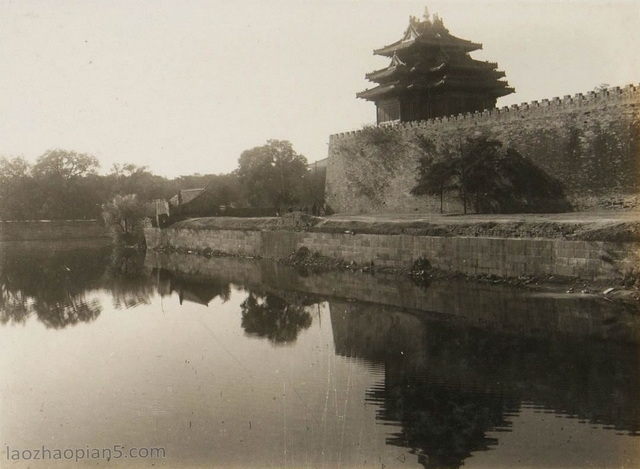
xmin=1 ymin=241 xmax=639 ymax=468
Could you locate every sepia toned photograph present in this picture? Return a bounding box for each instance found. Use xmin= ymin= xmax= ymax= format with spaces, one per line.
xmin=1 ymin=1 xmax=638 ymax=468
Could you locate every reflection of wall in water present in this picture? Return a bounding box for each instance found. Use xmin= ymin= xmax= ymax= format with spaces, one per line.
xmin=146 ymin=251 xmax=640 ymax=342
xmin=146 ymin=251 xmax=640 ymax=458
xmin=330 ymin=300 xmax=427 ymax=367
xmin=328 ymin=301 xmax=640 ymax=438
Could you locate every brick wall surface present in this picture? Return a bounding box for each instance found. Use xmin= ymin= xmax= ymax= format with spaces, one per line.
xmin=146 ymin=227 xmax=639 ymax=282
xmin=326 ymin=84 xmax=640 ymax=213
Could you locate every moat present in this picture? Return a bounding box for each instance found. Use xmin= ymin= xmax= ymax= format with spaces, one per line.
xmin=1 ymin=240 xmax=639 ymax=468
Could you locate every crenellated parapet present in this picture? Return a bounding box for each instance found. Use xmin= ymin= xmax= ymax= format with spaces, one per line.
xmin=326 ymin=82 xmax=640 ymax=214
xmin=329 ymin=83 xmax=640 ymax=143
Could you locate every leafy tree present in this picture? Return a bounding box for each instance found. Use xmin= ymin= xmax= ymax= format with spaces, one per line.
xmin=411 ymin=161 xmax=456 ymax=213
xmin=107 ymin=163 xmax=173 ymax=202
xmin=109 ymin=163 xmax=151 ymax=194
xmin=237 ymin=140 xmax=308 ymax=209
xmin=0 ymin=156 xmax=34 ymax=220
xmin=32 ymin=149 xmax=99 ymax=182
xmin=0 ymin=155 xmax=31 ymax=180
xmin=32 ymin=149 xmax=100 ymax=219
xmin=459 ymin=137 xmax=504 ymax=214
xmin=101 ymin=194 xmax=147 ymax=245
xmin=412 ymin=137 xmax=570 ymax=214
xmin=297 ymin=163 xmax=326 ymax=210
xmin=410 ymin=136 xmax=454 ymax=213
xmin=203 ymin=174 xmax=243 ymax=207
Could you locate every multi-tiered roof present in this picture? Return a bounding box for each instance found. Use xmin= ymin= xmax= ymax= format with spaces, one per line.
xmin=358 ymin=13 xmax=514 ymax=123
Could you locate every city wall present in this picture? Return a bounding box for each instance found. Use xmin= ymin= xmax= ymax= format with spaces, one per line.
xmin=145 ymin=226 xmax=639 ymax=282
xmin=326 ymin=84 xmax=640 ymax=213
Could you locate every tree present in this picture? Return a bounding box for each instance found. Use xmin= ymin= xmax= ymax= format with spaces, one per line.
xmin=33 ymin=149 xmax=99 ymax=182
xmin=411 ymin=159 xmax=456 ymax=213
xmin=0 ymin=156 xmax=30 ymax=181
xmin=107 ymin=163 xmax=172 ymax=202
xmin=410 ymin=136 xmax=454 ymax=213
xmin=412 ymin=137 xmax=570 ymax=214
xmin=0 ymin=156 xmax=34 ymax=220
xmin=458 ymin=137 xmax=504 ymax=214
xmin=298 ymin=162 xmax=326 ymax=210
xmin=101 ymin=194 xmax=147 ymax=245
xmin=109 ymin=163 xmax=151 ymax=194
xmin=236 ymin=140 xmax=308 ymax=209
xmin=32 ymin=149 xmax=100 ymax=219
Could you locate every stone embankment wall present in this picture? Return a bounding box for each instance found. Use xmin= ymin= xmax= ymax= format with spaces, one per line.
xmin=146 ymin=251 xmax=640 ymax=342
xmin=145 ymin=227 xmax=639 ymax=282
xmin=326 ymin=84 xmax=640 ymax=213
xmin=0 ymin=220 xmax=109 ymax=241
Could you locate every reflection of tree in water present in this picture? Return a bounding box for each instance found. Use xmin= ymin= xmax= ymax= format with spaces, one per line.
xmin=369 ymin=375 xmax=516 ymax=469
xmin=0 ymin=288 xmax=31 ymax=326
xmin=31 ymin=295 xmax=102 ymax=329
xmin=0 ymin=244 xmax=109 ymax=328
xmin=241 ymin=293 xmax=313 ymax=344
xmin=102 ymin=247 xmax=155 ymax=309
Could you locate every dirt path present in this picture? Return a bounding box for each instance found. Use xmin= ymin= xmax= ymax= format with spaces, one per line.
xmin=328 ymin=211 xmax=639 ymax=224
xmin=172 ymin=211 xmax=640 ymax=243
xmin=316 ymin=211 xmax=640 ymax=242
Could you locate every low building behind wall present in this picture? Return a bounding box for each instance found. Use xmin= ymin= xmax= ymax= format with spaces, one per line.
xmin=326 ymin=84 xmax=640 ymax=214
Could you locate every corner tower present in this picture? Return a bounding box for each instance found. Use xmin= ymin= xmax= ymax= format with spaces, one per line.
xmin=357 ymin=12 xmax=514 ymax=124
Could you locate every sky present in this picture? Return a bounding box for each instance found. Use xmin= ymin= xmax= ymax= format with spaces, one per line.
xmin=0 ymin=0 xmax=638 ymax=178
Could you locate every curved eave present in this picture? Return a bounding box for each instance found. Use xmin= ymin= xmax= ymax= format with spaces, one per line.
xmin=357 ymin=80 xmax=515 ymax=101
xmin=356 ymin=83 xmax=399 ymax=100
xmin=366 ymin=65 xmax=413 ymax=82
xmin=493 ymin=87 xmax=516 ymax=98
xmin=409 ymin=77 xmax=514 ymax=94
xmin=445 ymin=68 xmax=507 ymax=80
xmin=373 ymin=39 xmax=415 ymax=57
xmin=415 ymin=36 xmax=482 ymax=52
xmin=447 ymin=61 xmax=501 ymax=72
xmin=406 ymin=79 xmax=447 ymax=91
xmin=410 ymin=62 xmax=505 ymax=79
